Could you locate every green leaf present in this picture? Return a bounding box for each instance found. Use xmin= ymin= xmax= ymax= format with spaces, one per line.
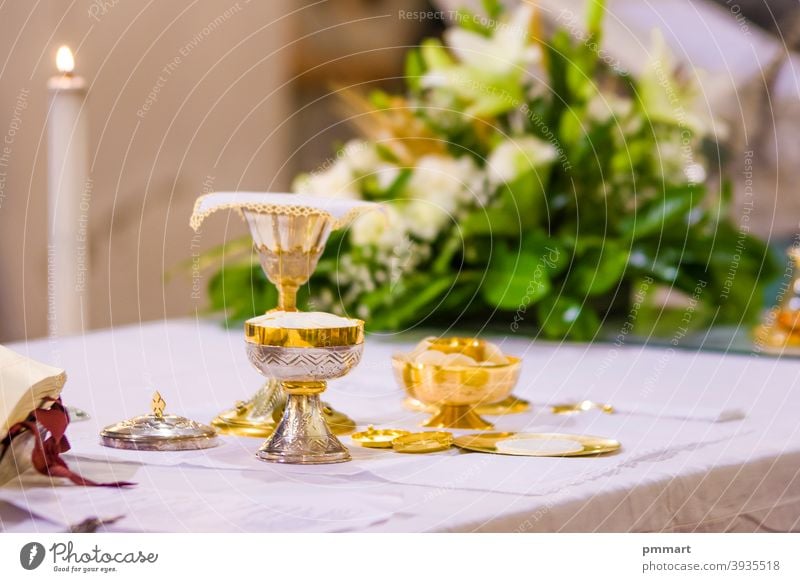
xmin=461 ymin=207 xmax=521 ymax=238
xmin=421 ymin=38 xmax=454 ymax=70
xmin=368 ymin=275 xmax=457 ymax=329
xmin=384 ymin=167 xmax=412 ymax=199
xmin=621 ymin=184 xmax=700 ymax=240
xmin=586 ymin=0 xmax=605 ymax=41
xmin=524 ymin=231 xmax=569 ymax=276
xmin=547 ymin=31 xmax=574 ymax=123
xmin=404 ymin=48 xmax=426 ymax=94
xmin=537 ymin=295 xmax=600 ymax=340
xmin=455 ymin=9 xmax=493 ymax=35
xmin=375 ymin=143 xmax=401 ymax=164
xmin=481 ymin=0 xmax=503 ymax=20
xmin=368 ymin=89 xmax=392 ymax=109
xmin=628 ymin=244 xmax=681 ymax=283
xmin=432 ymin=235 xmax=463 ymax=274
xmin=207 ymin=262 xmax=276 ymax=322
xmin=566 ymin=239 xmax=629 ymax=296
xmin=481 ymin=244 xmax=552 ymax=310
xmin=497 ymin=169 xmax=547 ymax=229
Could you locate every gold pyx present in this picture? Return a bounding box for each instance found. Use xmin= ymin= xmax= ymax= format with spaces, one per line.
xmin=393 ymin=337 xmax=522 ymax=430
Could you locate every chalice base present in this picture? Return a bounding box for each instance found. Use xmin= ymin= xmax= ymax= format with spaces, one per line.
xmin=212 ymin=380 xmax=356 ymax=438
xmin=424 ymin=404 xmax=494 ymax=430
xmin=257 ymin=392 xmax=351 ymax=464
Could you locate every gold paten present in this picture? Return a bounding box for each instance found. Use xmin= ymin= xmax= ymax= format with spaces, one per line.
xmin=392 ymin=338 xmax=522 ymax=430
xmin=351 ymin=425 xmax=411 ymax=448
xmin=454 ymin=432 xmax=621 ymax=457
xmin=392 ymin=431 xmax=454 ymax=454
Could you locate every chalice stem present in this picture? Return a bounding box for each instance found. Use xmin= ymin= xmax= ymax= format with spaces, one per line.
xmin=277 ymin=283 xmax=299 ymax=312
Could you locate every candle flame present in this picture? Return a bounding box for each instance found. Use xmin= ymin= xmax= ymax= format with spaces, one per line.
xmin=56 ymin=46 xmax=75 ymax=74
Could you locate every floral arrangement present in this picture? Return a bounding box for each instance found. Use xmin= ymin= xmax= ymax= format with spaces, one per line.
xmin=206 ymin=0 xmax=777 ymax=340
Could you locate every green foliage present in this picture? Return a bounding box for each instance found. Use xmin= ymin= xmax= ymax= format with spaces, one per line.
xmin=201 ymin=1 xmax=780 ymax=341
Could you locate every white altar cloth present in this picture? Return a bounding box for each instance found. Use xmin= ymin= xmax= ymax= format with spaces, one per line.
xmin=1 ymin=320 xmax=799 ymax=532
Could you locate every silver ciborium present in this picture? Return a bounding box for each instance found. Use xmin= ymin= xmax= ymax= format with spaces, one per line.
xmin=190 ymin=192 xmax=376 ymax=464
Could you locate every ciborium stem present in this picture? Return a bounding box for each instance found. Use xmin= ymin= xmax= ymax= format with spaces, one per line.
xmin=424 ymin=404 xmax=495 ymax=431
xmin=257 ymin=381 xmax=351 ymax=464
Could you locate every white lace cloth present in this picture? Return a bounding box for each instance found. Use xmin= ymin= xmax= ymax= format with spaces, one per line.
xmin=189 ymin=192 xmax=380 ymax=231
xmin=1 ymin=320 xmax=799 ymax=532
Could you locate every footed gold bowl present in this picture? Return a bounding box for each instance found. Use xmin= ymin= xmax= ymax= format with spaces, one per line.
xmin=392 ymin=338 xmax=522 ymax=430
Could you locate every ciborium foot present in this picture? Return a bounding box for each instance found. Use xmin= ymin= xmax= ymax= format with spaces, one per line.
xmin=257 ymin=385 xmax=351 ymax=464
xmin=424 ymin=404 xmax=494 ymax=431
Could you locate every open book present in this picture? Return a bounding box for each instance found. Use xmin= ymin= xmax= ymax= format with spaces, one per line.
xmin=0 ymin=346 xmax=66 ymax=485
xmin=0 ymin=345 xmax=65 ymax=442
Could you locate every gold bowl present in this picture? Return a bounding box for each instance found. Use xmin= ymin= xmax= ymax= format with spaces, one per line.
xmin=392 ymin=338 xmax=522 ymax=430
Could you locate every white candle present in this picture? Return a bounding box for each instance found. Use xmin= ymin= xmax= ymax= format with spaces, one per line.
xmin=47 ymin=46 xmax=89 ymax=336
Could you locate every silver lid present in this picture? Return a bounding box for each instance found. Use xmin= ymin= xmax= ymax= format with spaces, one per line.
xmin=100 ymin=392 xmax=218 ymax=451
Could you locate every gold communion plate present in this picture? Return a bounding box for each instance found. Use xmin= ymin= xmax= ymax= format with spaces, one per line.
xmin=392 ymin=431 xmax=454 ymax=454
xmin=453 ymin=432 xmax=621 ymax=457
xmin=245 ymin=318 xmax=365 ymax=348
xmin=351 ymin=426 xmax=411 ymax=448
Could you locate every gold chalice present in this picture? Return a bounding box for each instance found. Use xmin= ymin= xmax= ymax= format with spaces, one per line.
xmin=190 ymin=192 xmax=376 ymax=463
xmin=392 ymin=337 xmax=522 ymax=430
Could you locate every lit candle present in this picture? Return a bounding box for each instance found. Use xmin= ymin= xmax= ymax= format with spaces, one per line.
xmin=47 ymin=46 xmax=89 ymax=336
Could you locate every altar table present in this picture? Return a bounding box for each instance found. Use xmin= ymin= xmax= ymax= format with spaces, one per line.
xmin=1 ymin=320 xmax=799 ymax=532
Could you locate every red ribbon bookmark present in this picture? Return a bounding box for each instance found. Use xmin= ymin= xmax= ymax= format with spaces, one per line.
xmin=10 ymin=399 xmax=134 ymax=488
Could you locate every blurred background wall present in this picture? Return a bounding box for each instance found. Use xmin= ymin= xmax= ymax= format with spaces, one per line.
xmin=0 ymin=0 xmax=433 ymax=342
xmin=0 ymin=1 xmax=295 ymax=342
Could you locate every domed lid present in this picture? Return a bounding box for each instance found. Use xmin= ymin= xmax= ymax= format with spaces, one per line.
xmin=100 ymin=392 xmax=217 ymax=451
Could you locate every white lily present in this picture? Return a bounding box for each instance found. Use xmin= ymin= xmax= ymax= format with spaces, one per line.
xmin=292 ymin=160 xmax=358 ymax=200
xmin=421 ymin=5 xmax=543 ymax=117
xmin=405 ymin=154 xmax=484 ymax=212
xmin=350 ymin=205 xmax=406 ymax=249
xmin=445 ymin=5 xmax=540 ymax=75
xmin=487 ymin=136 xmax=557 ymax=185
xmin=638 ymin=30 xmax=723 ymax=139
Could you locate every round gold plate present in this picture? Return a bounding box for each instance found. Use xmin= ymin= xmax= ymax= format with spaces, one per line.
xmin=351 ymin=426 xmax=411 ymax=448
xmin=453 ymin=432 xmax=621 ymax=457
xmin=392 ymin=431 xmax=454 ymax=454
